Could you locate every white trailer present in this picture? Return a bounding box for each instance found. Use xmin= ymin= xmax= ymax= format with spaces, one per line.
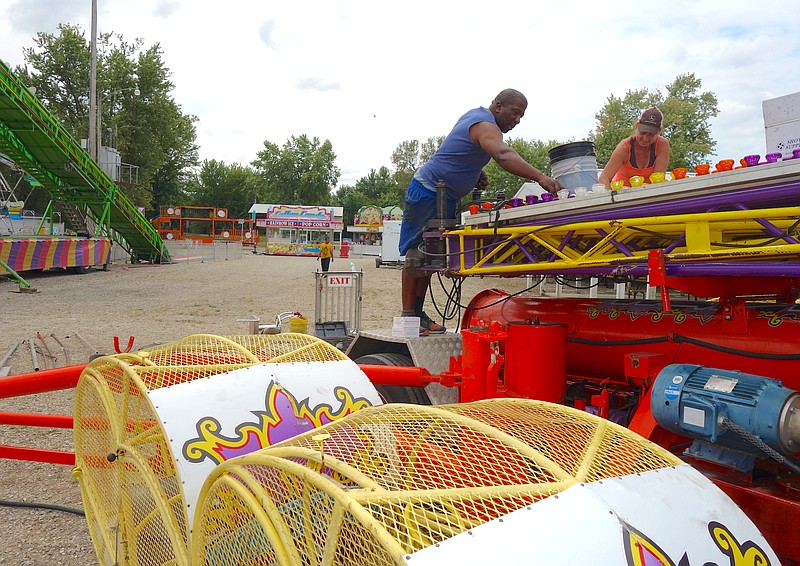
xmin=375 ymin=219 xmax=404 ymax=267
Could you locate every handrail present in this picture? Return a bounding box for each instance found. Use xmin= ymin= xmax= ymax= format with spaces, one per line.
xmin=0 ymin=58 xmax=170 ymax=263
xmin=0 ymin=363 xmax=86 ymax=465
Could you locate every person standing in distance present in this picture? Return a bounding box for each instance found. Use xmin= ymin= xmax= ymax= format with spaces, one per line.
xmin=318 ymin=236 xmax=333 ymax=272
xmin=399 ymin=88 xmax=564 ymax=336
xmin=598 ymin=107 xmax=670 ymax=189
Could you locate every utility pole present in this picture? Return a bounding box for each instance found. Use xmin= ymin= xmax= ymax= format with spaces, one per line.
xmin=88 ymin=0 xmax=98 ymax=161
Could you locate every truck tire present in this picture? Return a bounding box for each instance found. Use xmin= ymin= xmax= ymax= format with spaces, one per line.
xmin=354 ymin=352 xmax=431 ymax=405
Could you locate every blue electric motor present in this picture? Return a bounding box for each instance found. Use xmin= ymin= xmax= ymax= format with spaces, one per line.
xmin=651 ymin=364 xmax=800 ymax=472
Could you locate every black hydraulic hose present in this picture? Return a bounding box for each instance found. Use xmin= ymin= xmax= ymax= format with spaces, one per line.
xmin=569 ymin=333 xmax=800 ymax=361
xmin=568 ymin=335 xmax=671 ymax=346
xmin=671 ymin=333 xmax=800 ymax=360
xmin=0 ymin=498 xmax=85 ymax=516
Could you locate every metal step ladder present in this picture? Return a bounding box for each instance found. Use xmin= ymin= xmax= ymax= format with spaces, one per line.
xmin=57 ymin=200 xmax=88 ymax=233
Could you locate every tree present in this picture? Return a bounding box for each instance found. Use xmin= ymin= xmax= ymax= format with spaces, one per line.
xmin=122 ymin=44 xmax=199 ymax=209
xmin=14 ymin=25 xmax=199 ymax=212
xmin=190 ymin=160 xmax=260 ymax=218
xmin=660 ymin=74 xmax=719 ymax=168
xmin=482 ymin=138 xmax=561 ymax=199
xmin=588 ymin=88 xmax=659 ymax=167
xmin=390 ymin=139 xmax=420 ymax=190
xmin=355 ymin=166 xmax=401 ymax=206
xmin=333 ymin=167 xmax=402 ymax=231
xmin=390 ymin=136 xmax=444 ymax=190
xmin=251 ymin=134 xmax=340 ymax=205
xmin=334 ymin=184 xmax=369 ymax=229
xmin=588 ymin=73 xmax=718 ymax=169
xmin=16 ymin=24 xmax=92 ymax=137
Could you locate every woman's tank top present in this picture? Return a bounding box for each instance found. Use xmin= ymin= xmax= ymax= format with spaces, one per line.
xmin=613 ymin=136 xmax=661 ymax=186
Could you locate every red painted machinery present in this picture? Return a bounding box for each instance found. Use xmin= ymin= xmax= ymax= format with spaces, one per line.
xmin=356 ymin=293 xmax=800 ymax=564
xmin=351 ymin=161 xmax=800 ymax=564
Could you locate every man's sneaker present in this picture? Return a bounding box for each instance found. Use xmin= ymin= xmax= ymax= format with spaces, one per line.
xmin=418 ymin=326 xmax=430 ymax=337
xmin=420 ymin=312 xmax=446 ymax=334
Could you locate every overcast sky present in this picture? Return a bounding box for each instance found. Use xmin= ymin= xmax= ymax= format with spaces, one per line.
xmin=1 ymin=0 xmax=799 ymax=188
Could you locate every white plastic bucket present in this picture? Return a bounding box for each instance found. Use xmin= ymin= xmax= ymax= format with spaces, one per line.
xmin=548 ymin=141 xmax=598 ymax=193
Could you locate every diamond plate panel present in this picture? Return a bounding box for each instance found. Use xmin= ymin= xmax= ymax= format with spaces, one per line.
xmin=354 ymin=330 xmax=462 ymax=405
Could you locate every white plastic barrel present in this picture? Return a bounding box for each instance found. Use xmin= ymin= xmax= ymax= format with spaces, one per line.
xmin=548 ymin=141 xmax=598 ymax=193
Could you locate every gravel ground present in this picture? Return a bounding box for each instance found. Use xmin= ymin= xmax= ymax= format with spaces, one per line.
xmin=0 ymin=251 xmax=526 ymax=564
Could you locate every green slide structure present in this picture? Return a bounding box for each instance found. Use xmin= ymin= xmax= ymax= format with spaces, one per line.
xmin=0 ymin=58 xmax=170 ymax=263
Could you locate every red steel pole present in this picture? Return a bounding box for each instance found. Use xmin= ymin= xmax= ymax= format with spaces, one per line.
xmin=358 ymin=364 xmax=435 ymax=387
xmin=0 ymin=363 xmax=86 ymax=399
xmin=0 ymin=412 xmax=73 ymax=428
xmin=0 ymin=445 xmax=75 ymax=465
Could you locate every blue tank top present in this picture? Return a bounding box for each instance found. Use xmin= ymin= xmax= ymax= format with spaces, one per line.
xmin=417 ymin=107 xmax=495 ymax=201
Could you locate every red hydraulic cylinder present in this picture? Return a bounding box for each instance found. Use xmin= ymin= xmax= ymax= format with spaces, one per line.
xmin=504 ymin=319 xmax=567 ymax=403
xmin=460 ymin=324 xmax=507 ymax=402
xmin=358 ymin=364 xmax=434 ymax=387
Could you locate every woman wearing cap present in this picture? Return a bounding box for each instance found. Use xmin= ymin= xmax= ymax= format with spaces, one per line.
xmin=598 ymin=107 xmax=670 ymax=189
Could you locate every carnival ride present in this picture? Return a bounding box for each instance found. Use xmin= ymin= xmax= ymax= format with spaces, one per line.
xmin=1 ymin=48 xmax=798 ymax=562
xmin=0 ymin=332 xmax=776 ymax=565
xmin=2 ymin=161 xmax=798 ymax=563
xmin=346 ymin=157 xmax=800 ymax=564
xmin=72 ymin=333 xmax=380 ymax=565
xmin=0 ymin=58 xmax=169 ymax=288
xmin=152 ymin=205 xmax=259 ymax=246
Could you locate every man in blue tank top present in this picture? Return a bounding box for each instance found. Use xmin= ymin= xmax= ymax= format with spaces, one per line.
xmin=399 ymin=88 xmax=563 ymax=335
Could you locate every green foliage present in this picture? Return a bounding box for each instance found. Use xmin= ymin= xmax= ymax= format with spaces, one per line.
xmin=15 ymin=25 xmax=199 ymax=213
xmin=334 ymin=166 xmax=402 ymax=227
xmin=251 ymin=134 xmax=340 ymax=205
xmin=660 ymin=74 xmax=719 ymax=168
xmin=588 ymin=73 xmax=718 ymax=169
xmin=420 ymin=136 xmax=444 ymax=163
xmin=390 ymin=139 xmax=420 ymax=190
xmin=482 ymin=138 xmax=562 ymax=198
xmin=334 ymin=184 xmax=369 ymax=227
xmin=15 ymin=24 xmax=92 ymax=136
xmin=390 ymin=136 xmax=443 ymax=190
xmin=588 ymin=88 xmax=659 ymax=167
xmin=355 ymin=166 xmax=402 ymax=206
xmin=188 ymin=160 xmax=259 ymax=218
xmin=125 ymin=44 xmax=199 ymax=208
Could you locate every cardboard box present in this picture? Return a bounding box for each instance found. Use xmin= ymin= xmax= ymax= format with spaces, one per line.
xmin=763 ymin=92 xmax=800 ymax=159
xmin=392 ymin=316 xmax=420 ymax=338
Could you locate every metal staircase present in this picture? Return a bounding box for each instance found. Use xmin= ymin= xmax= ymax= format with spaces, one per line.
xmin=0 ymin=58 xmax=169 ymax=263
xmin=57 ymin=200 xmax=89 ymax=233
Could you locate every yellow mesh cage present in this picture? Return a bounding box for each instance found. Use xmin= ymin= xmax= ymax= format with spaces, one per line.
xmin=73 ymin=333 xmax=349 ymax=566
xmin=192 ymin=399 xmax=683 ymax=566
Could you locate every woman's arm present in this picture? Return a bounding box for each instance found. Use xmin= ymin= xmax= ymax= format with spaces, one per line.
xmin=598 ymin=141 xmax=628 ymax=190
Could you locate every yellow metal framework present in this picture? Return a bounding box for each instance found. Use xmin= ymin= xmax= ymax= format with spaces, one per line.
xmin=73 ymin=333 xmax=349 ymax=566
xmin=192 ymin=399 xmax=682 ymax=566
xmin=449 ymin=206 xmax=800 ymax=276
